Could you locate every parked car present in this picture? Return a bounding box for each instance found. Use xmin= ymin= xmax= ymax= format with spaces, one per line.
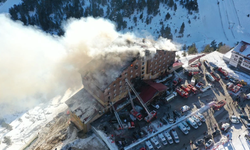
xmin=171 ymin=129 xmax=180 ymax=143
xmin=173 ymin=110 xmax=181 ymax=118
xmin=246 ymin=123 xmax=250 ymax=130
xmin=165 ymin=91 xmax=177 ymax=102
xmin=150 ymin=137 xmax=161 ymax=149
xmin=212 ymin=130 xmax=220 ymax=137
xmin=180 ymin=105 xmax=190 ymax=113
xmin=177 ymin=123 xmax=189 ymax=134
xmin=187 ymin=117 xmax=198 ymax=129
xmin=164 ymin=131 xmax=174 ymax=144
xmin=206 ymin=73 xmax=215 ymax=82
xmin=205 ymin=139 xmax=213 ymax=148
xmin=160 ymin=117 xmax=168 ymax=125
xmin=221 ymin=123 xmax=230 ymax=132
xmin=191 ymin=115 xmax=202 ymax=126
xmin=145 ymin=140 xmax=154 ymax=150
xmin=230 ymin=116 xmax=240 ymax=124
xmin=203 ymin=134 xmax=212 ymax=141
xmin=158 ymin=133 xmax=168 ymax=145
xmin=200 ymin=84 xmax=212 ymax=92
xmin=195 ymin=139 xmax=204 ymax=146
xmin=182 ymin=121 xmax=191 ymax=130
xmin=240 ymin=114 xmax=249 ymax=120
xmin=195 ymin=112 xmax=206 ymax=122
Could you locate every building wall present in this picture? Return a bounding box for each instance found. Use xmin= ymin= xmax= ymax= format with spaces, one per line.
xmin=229 ymin=52 xmax=240 ymax=67
xmin=144 ymin=50 xmax=175 ymax=80
xmin=102 ymin=59 xmax=142 ymax=106
xmin=82 ymin=50 xmax=175 ymax=107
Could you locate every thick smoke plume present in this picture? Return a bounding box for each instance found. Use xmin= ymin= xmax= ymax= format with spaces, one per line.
xmin=0 ymin=14 xmax=178 ymax=117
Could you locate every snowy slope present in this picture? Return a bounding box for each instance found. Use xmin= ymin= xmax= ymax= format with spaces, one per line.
xmin=1 ymin=0 xmax=249 ymax=50
xmin=123 ymin=0 xmax=250 ymax=50
xmin=0 ymin=0 xmax=22 ymax=13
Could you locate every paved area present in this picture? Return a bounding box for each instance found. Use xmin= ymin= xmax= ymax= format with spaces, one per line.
xmin=91 ymin=60 xmax=250 ymax=150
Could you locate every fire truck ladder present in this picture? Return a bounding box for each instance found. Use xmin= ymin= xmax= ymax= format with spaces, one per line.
xmin=125 ymin=79 xmax=156 ymax=122
xmin=110 ymin=102 xmax=124 ymax=129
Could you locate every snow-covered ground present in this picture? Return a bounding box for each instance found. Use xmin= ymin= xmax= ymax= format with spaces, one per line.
xmin=123 ymin=0 xmax=250 ymax=50
xmin=210 ymin=124 xmax=250 ymax=150
xmin=0 ymin=87 xmax=81 ymax=150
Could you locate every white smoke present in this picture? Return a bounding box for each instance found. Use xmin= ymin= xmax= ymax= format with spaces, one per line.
xmin=0 ymin=14 xmax=178 ymax=117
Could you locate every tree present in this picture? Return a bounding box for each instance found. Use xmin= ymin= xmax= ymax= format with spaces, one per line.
xmin=179 ymin=22 xmax=185 ymax=34
xmin=165 ymin=12 xmax=171 ymax=20
xmin=182 ymin=44 xmax=187 ymax=50
xmin=3 ymin=136 xmax=12 ymax=145
xmin=188 ymin=43 xmax=198 ymax=54
xmin=168 ymin=0 xmax=174 ymax=7
xmin=1 ymin=121 xmax=13 ymax=131
xmin=210 ymin=40 xmax=217 ymax=50
xmin=174 ymin=3 xmax=177 ymax=11
xmin=176 ymin=54 xmax=180 ymax=59
xmin=182 ymin=51 xmax=187 ymax=57
xmin=203 ymin=44 xmax=214 ymax=53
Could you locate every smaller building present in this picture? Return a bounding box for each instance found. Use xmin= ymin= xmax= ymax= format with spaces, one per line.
xmin=229 ymin=41 xmax=250 ymax=74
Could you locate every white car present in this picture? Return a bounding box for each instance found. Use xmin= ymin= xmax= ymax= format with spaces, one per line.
xmin=164 ymin=131 xmax=174 ymax=144
xmin=150 ymin=137 xmax=161 ymax=149
xmin=158 ymin=133 xmax=168 ymax=145
xmin=145 ymin=140 xmax=154 ymax=150
xmin=187 ymin=117 xmax=198 ymax=129
xmin=191 ymin=115 xmax=202 ymax=126
xmin=200 ymin=84 xmax=211 ymax=92
xmin=195 ymin=112 xmax=206 ymax=122
xmin=206 ymin=73 xmax=215 ymax=82
xmin=171 ymin=129 xmax=180 ymax=143
xmin=178 ymin=123 xmax=189 ymax=134
xmin=165 ymin=92 xmax=177 ymax=102
xmin=180 ymin=105 xmax=190 ymax=113
xmin=230 ymin=116 xmax=240 ymax=124
xmin=246 ymin=93 xmax=250 ymax=99
xmin=205 ymin=139 xmax=213 ymax=148
xmin=182 ymin=121 xmax=190 ymax=130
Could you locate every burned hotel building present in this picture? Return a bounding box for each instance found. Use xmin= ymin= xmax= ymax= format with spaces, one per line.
xmin=81 ymin=49 xmax=176 ymax=110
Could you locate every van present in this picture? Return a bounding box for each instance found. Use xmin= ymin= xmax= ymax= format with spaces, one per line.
xmin=150 ymin=137 xmax=161 ymax=149
xmin=187 ymin=117 xmax=198 ymax=129
xmin=177 ymin=123 xmax=189 ymax=134
xmin=164 ymin=131 xmax=173 ymax=144
xmin=158 ymin=133 xmax=168 ymax=145
xmin=166 ymin=92 xmax=177 ymax=102
xmin=206 ymin=73 xmax=215 ymax=82
xmin=200 ymin=84 xmax=211 ymax=92
xmin=145 ymin=140 xmax=154 ymax=150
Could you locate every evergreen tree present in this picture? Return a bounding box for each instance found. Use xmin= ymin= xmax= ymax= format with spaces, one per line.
xmin=188 ymin=43 xmax=198 ymax=54
xmin=179 ymin=22 xmax=185 ymax=34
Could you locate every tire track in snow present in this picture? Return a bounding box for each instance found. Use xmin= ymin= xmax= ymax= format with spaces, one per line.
xmin=217 ymin=0 xmax=229 ymax=41
xmin=222 ymin=0 xmax=235 ymax=39
xmin=231 ymin=0 xmax=241 ymax=27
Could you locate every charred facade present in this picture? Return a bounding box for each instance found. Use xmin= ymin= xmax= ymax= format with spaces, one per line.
xmin=82 ymin=50 xmax=176 ymax=109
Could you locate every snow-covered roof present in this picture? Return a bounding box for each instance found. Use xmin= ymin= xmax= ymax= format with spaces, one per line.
xmin=233 ymin=41 xmax=250 ymax=57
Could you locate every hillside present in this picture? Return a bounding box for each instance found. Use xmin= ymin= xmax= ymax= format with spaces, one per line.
xmin=2 ymin=0 xmax=249 ymax=50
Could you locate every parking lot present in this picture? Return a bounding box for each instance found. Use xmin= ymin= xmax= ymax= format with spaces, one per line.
xmin=91 ymin=59 xmax=249 ymax=150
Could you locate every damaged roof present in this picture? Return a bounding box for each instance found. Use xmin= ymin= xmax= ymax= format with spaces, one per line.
xmin=82 ymin=51 xmax=139 ymax=91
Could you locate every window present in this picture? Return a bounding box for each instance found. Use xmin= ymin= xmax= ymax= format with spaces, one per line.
xmin=235 ymin=55 xmax=238 ymax=58
xmin=142 ymin=67 xmax=145 ymax=70
xmin=142 ymin=71 xmax=144 ymax=74
xmin=142 ymin=62 xmax=145 ymax=65
xmin=108 ymin=96 xmax=110 ymax=100
xmin=114 ymin=89 xmax=116 ymax=93
xmin=130 ymin=75 xmax=133 ymax=78
xmin=108 ymin=92 xmax=110 ymax=95
xmin=120 ymin=81 xmax=122 ymax=84
xmin=108 ymin=87 xmax=110 ymax=90
xmin=113 ymin=84 xmax=116 ymax=87
xmin=114 ymin=94 xmax=116 ymax=97
xmin=234 ymin=58 xmax=237 ymax=61
xmin=164 ymin=58 xmax=166 ymax=60
xmin=131 ymin=70 xmax=133 ymax=73
xmin=141 ymin=75 xmax=144 ymax=79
